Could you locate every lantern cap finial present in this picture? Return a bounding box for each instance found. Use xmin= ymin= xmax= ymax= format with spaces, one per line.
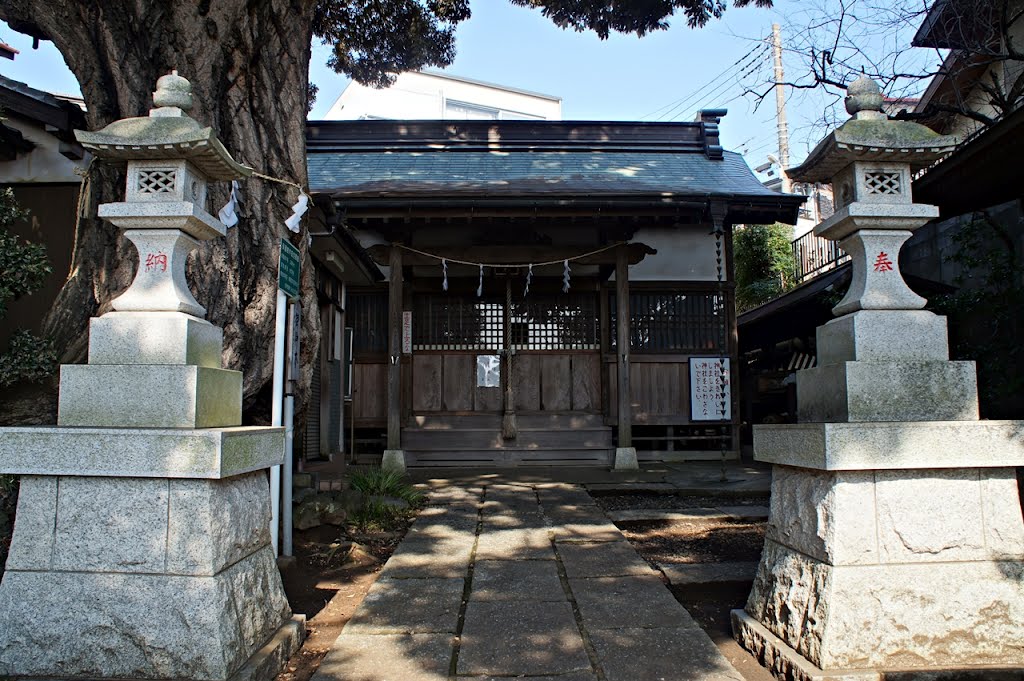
xmin=152 ymin=70 xmax=193 ymax=113
xmin=845 ymin=75 xmax=886 ymax=120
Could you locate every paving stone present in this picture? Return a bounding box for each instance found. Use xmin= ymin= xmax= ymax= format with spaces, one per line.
xmin=660 ymin=562 xmax=760 ymax=585
xmin=589 ymin=627 xmax=744 ymax=681
xmin=407 ymin=506 xmax=479 ymax=539
xmin=423 ymin=486 xmax=483 ymax=505
xmin=606 ymin=508 xmax=727 ymax=523
xmin=312 ymin=633 xmax=453 ymax=681
xmin=471 ymin=560 xmax=565 ymax=601
xmin=481 ymin=508 xmax=547 ymax=530
xmin=457 ymin=600 xmax=590 ymax=676
xmin=557 ymin=541 xmax=657 ymax=579
xmin=569 ymin=575 xmax=699 ymax=630
xmin=475 ymin=527 xmax=555 ymax=561
xmin=382 ymin=535 xmax=474 ymax=578
xmin=482 ymin=498 xmax=542 ymax=516
xmin=715 ymin=505 xmax=769 ymax=520
xmin=344 ymin=577 xmax=465 ymax=634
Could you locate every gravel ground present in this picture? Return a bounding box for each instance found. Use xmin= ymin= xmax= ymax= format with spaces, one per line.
xmin=593 ymin=491 xmax=768 ymax=512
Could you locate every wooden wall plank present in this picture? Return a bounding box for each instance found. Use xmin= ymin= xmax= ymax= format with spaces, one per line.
xmin=475 ymin=386 xmax=502 ymax=412
xmin=541 ymin=355 xmax=572 ymax=411
xmin=513 ymin=354 xmax=541 ymax=411
xmin=572 ymin=355 xmax=601 ymax=412
xmin=443 ymin=355 xmax=475 ymax=411
xmin=412 ymin=355 xmax=443 ymax=412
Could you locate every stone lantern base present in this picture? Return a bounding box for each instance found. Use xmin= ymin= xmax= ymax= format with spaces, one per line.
xmin=732 ymin=436 xmax=1024 ymax=681
xmin=0 ymin=430 xmax=304 ymax=681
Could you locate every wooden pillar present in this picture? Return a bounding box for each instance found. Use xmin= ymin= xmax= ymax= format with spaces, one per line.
xmin=614 ymin=245 xmax=638 ymax=470
xmin=383 ymin=245 xmax=405 ymax=471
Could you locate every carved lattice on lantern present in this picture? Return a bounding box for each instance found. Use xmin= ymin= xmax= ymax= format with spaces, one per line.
xmin=137 ymin=168 xmax=178 ymax=194
xmin=864 ymin=171 xmax=901 ymax=195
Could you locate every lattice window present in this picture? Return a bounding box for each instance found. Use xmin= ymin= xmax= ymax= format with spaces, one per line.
xmin=509 ymin=294 xmax=599 ymax=351
xmin=412 ymin=293 xmax=599 ymax=351
xmin=864 ymin=171 xmax=901 ymax=195
xmin=413 ymin=296 xmax=504 ymax=351
xmin=137 ymin=169 xmax=178 ymax=194
xmin=348 ymin=291 xmax=388 ymax=355
xmin=611 ymin=290 xmax=726 ymax=353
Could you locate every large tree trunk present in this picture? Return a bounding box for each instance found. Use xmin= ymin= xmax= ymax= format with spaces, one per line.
xmin=0 ymin=0 xmax=321 ymax=424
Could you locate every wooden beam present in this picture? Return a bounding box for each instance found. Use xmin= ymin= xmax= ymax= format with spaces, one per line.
xmin=366 ymin=243 xmax=656 ymax=268
xmin=615 ymin=246 xmax=632 ymax=449
xmin=387 ymin=245 xmax=403 ymax=450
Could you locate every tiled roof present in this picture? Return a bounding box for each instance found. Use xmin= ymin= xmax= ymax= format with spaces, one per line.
xmin=308 ymin=149 xmax=780 ymax=200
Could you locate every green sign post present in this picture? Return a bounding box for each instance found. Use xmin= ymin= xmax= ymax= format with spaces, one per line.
xmin=278 ymin=239 xmax=300 ymax=298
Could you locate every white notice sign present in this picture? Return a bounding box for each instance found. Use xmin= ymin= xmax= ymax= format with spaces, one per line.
xmin=689 ymin=357 xmax=731 ymax=421
xmin=402 ymin=311 xmax=412 ymax=354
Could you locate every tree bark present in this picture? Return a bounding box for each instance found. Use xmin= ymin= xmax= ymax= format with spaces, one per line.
xmin=0 ymin=0 xmax=321 ymax=424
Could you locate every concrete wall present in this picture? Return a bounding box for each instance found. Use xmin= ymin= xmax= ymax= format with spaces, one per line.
xmin=621 ymin=227 xmax=721 ymax=282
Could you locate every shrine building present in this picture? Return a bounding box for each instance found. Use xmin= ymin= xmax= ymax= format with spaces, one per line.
xmin=302 ymin=115 xmax=803 ymax=468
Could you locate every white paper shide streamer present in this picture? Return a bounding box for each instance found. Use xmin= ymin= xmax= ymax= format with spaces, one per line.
xmin=562 ymin=259 xmax=571 ymax=293
xmin=284 ymin=192 xmax=309 ymax=234
xmin=442 ymin=259 xmax=449 ymax=291
xmin=217 ymin=180 xmax=240 ymax=228
xmin=477 ymin=264 xmax=484 ymax=297
xmin=523 ymin=264 xmax=533 ymax=298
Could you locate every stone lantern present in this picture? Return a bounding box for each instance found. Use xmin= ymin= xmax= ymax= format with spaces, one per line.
xmin=0 ymin=73 xmax=303 ymax=680
xmin=732 ymin=77 xmax=1024 ymax=678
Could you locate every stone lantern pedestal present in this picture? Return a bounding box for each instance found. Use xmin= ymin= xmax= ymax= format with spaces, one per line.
xmin=0 ymin=74 xmax=303 ymax=680
xmin=732 ymin=78 xmax=1024 ymax=680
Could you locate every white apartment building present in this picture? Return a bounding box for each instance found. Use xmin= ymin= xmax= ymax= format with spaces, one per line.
xmin=323 ymin=70 xmax=562 ymax=121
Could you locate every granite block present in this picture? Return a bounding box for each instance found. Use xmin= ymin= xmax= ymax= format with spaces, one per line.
xmin=765 ymin=467 xmax=879 ymax=565
xmin=796 ymin=360 xmax=978 ymax=423
xmin=58 ymin=363 xmax=242 ymax=428
xmin=100 ymin=199 xmax=226 ymax=240
xmin=52 ymin=476 xmax=169 ymax=573
xmin=0 ymin=546 xmax=291 ymax=679
xmin=753 ymin=421 xmax=1024 ymax=470
xmin=4 ymin=476 xmax=57 ymax=570
xmin=745 ymin=539 xmax=1024 ymax=670
xmin=0 ymin=425 xmax=284 ymax=478
xmin=166 ymin=473 xmax=271 ymax=575
xmin=89 ymin=311 xmax=223 ymax=367
xmin=817 ymin=310 xmax=948 ymax=364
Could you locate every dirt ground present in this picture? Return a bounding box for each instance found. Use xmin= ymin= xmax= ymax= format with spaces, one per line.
xmin=275 ymin=524 xmax=408 ymax=681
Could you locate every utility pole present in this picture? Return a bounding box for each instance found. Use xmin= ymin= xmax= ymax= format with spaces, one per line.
xmin=772 ymin=23 xmax=792 ymax=193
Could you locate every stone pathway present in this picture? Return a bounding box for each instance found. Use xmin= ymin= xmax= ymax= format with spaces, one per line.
xmin=312 ymin=482 xmax=745 ymax=681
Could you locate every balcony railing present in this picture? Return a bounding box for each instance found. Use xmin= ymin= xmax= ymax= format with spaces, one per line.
xmin=792 ymin=230 xmax=849 ymax=283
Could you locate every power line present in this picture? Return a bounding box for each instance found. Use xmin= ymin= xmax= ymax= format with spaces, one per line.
xmin=657 ymin=44 xmax=771 ymax=121
xmin=664 ymin=50 xmax=772 ymax=121
xmin=637 ymin=41 xmax=770 ymax=120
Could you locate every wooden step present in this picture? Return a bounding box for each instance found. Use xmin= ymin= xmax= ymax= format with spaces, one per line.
xmin=401 ymin=427 xmax=612 ymax=451
xmin=405 ymin=448 xmax=613 ymax=467
xmin=409 ymin=413 xmax=605 ymax=430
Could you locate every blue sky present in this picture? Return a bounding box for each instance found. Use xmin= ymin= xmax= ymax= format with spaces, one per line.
xmin=0 ymin=0 xmax=924 ymax=169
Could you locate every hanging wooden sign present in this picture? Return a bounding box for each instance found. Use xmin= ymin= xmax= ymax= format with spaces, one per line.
xmin=402 ymin=311 xmax=413 ymax=354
